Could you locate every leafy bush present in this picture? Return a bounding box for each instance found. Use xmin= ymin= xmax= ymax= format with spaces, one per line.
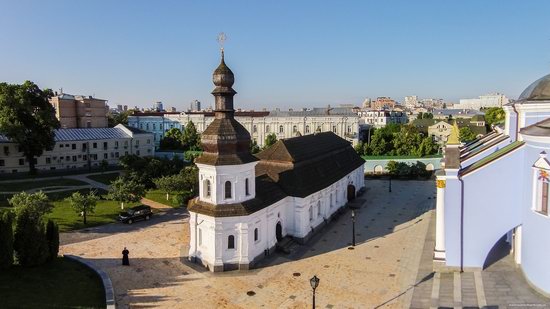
xmin=0 ymin=211 xmax=14 ymax=268
xmin=9 ymin=191 xmax=53 ymax=221
xmin=14 ymin=207 xmax=49 ymax=267
xmin=45 ymin=220 xmax=59 ymax=261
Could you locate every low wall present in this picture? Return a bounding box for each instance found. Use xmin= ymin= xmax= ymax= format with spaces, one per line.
xmin=64 ymin=255 xmax=116 ymax=309
xmin=363 ymin=156 xmax=443 ymax=174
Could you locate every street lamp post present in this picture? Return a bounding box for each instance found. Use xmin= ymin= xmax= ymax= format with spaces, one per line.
xmin=310 ymin=275 xmax=320 ymax=309
xmin=351 ymin=209 xmax=356 ymax=247
xmin=389 ymin=176 xmax=392 ymax=192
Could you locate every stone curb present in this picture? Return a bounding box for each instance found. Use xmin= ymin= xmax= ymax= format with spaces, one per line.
xmin=64 ymin=254 xmax=116 ymax=309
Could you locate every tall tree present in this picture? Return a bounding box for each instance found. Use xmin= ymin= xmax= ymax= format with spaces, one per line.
xmin=153 ymin=174 xmax=187 ymax=201
xmin=108 ymin=177 xmax=145 ymax=209
xmin=459 ymin=126 xmax=476 ymax=142
xmin=65 ymin=191 xmax=99 ymax=225
xmin=263 ymin=133 xmax=278 ymax=149
xmin=0 ymin=81 xmax=60 ymax=174
xmin=0 ymin=212 xmax=14 ymax=268
xmin=182 ymin=121 xmax=201 ymax=151
xmin=9 ymin=191 xmax=53 ymax=221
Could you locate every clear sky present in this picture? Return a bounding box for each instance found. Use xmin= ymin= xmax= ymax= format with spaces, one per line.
xmin=1 ymin=0 xmax=549 ymax=110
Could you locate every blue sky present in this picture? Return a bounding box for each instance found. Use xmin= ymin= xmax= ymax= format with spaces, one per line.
xmin=1 ymin=0 xmax=549 ymax=110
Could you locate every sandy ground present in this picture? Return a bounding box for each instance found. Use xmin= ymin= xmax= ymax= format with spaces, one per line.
xmin=60 ymin=180 xmax=434 ymax=308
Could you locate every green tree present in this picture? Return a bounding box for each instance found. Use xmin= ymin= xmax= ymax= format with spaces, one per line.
xmin=423 ymin=113 xmax=434 ymax=119
xmin=386 ymin=161 xmax=399 ymax=176
xmin=0 ymin=212 xmax=14 ymax=268
xmin=107 ymin=111 xmax=130 ymax=127
xmin=65 ymin=191 xmax=99 ymax=225
xmin=263 ymin=133 xmax=278 ymax=149
xmin=45 ymin=219 xmax=59 ymax=261
xmin=0 ymin=81 xmax=60 ymax=174
xmin=415 ymin=136 xmax=438 ymax=157
xmin=485 ymin=107 xmax=505 ymax=127
xmin=459 ymin=127 xmax=476 ymax=142
xmin=368 ymin=133 xmax=388 ymax=155
xmin=13 ymin=207 xmax=49 ymax=267
xmin=160 ymin=128 xmax=184 ymax=150
xmin=100 ymin=159 xmax=109 ymax=174
xmin=154 ymin=174 xmax=187 ymax=201
xmin=9 ymin=191 xmax=53 ymax=221
xmin=108 ymin=177 xmax=146 ymax=209
xmin=250 ymin=139 xmax=261 ymax=154
xmin=392 ymin=125 xmax=422 ymax=156
xmin=182 ymin=121 xmax=201 ymax=151
xmin=180 ymin=165 xmax=199 ymax=195
xmin=354 ymin=141 xmax=365 ymax=156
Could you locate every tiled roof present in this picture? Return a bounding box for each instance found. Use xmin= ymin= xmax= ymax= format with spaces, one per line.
xmin=460 ymin=141 xmax=525 ymax=175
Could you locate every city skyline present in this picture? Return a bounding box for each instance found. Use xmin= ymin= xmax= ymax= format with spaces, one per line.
xmin=1 ymin=0 xmax=549 ymax=110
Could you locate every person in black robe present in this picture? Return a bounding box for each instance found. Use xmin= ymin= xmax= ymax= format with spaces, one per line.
xmin=122 ymin=247 xmax=130 ymax=266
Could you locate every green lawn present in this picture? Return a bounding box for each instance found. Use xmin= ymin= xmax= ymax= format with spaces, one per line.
xmin=0 ymin=178 xmax=88 ymax=192
xmin=145 ymin=189 xmax=181 ymax=207
xmin=0 ymin=257 xmax=105 ymax=308
xmin=1 ymin=188 xmax=139 ymax=232
xmin=86 ymin=172 xmax=121 ymax=185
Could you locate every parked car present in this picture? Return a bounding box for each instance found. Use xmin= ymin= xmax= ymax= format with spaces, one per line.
xmin=118 ymin=205 xmax=152 ymax=224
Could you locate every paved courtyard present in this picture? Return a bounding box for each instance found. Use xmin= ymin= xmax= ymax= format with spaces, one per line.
xmin=61 ymin=179 xmax=434 ymax=308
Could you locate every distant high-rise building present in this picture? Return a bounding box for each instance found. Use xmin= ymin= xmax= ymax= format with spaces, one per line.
xmin=459 ymin=93 xmax=509 ymax=110
xmin=116 ymin=104 xmax=123 ymax=112
xmin=190 ymin=100 xmax=201 ymax=111
xmin=153 ymin=101 xmax=164 ymax=112
xmin=404 ymin=96 xmax=418 ymax=108
xmin=123 ymin=105 xmax=128 ymax=111
xmin=170 ymin=107 xmax=177 ymax=112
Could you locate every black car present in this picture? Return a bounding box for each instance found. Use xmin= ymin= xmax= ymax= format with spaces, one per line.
xmin=118 ymin=205 xmax=152 ymax=224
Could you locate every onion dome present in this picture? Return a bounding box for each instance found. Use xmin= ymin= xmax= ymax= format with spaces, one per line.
xmin=518 ymin=74 xmax=550 ymax=101
xmin=195 ymin=51 xmax=258 ymax=166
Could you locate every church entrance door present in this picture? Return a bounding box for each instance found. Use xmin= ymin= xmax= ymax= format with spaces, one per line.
xmin=347 ymin=184 xmax=356 ymax=202
xmin=276 ymin=222 xmax=283 ymax=242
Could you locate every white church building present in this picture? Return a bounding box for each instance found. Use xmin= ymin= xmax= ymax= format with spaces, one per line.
xmin=187 ymin=52 xmax=365 ymax=271
xmin=435 ymin=73 xmax=550 ymax=296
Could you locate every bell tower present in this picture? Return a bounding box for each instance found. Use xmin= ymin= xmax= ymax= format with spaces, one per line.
xmin=194 ymin=48 xmax=258 ymax=205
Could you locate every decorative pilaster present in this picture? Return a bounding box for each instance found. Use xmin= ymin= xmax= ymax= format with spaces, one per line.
xmin=434 ymin=174 xmax=446 ymax=261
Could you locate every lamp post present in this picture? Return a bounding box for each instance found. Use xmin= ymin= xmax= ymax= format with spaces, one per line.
xmin=389 ymin=175 xmax=392 ymax=193
xmin=351 ymin=209 xmax=356 ymax=247
xmin=310 ymin=275 xmax=320 ymax=309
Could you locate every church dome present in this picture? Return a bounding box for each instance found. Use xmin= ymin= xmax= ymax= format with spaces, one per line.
xmin=212 ymin=52 xmax=235 ymax=88
xmin=518 ymin=74 xmax=550 ymax=101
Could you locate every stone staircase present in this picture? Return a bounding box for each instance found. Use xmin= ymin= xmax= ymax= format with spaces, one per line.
xmin=276 ymin=236 xmax=300 ymax=255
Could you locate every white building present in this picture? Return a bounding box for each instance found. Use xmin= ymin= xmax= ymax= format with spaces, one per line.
xmin=358 ymin=110 xmax=408 ymax=128
xmin=128 ymin=108 xmax=360 ymax=147
xmin=435 ymin=73 xmax=550 ymax=295
xmin=458 ymin=93 xmax=509 ymax=110
xmin=404 ymin=95 xmax=418 ymax=108
xmin=187 ymin=52 xmax=365 ymax=272
xmin=0 ymin=124 xmax=154 ymax=174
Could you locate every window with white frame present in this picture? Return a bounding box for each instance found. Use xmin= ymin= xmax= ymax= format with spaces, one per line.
xmin=535 ymin=169 xmax=549 ymax=216
xmin=228 ymin=235 xmax=235 ymax=249
xmin=309 ymin=206 xmax=313 ymax=221
xmin=203 ymin=179 xmax=211 ymax=198
xmin=254 ymin=228 xmax=259 ymax=242
xmin=245 ymin=178 xmax=250 ymax=196
xmin=225 ymin=181 xmax=232 ymax=199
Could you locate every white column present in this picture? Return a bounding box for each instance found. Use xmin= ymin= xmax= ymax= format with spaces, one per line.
xmin=434 ymin=176 xmax=446 ymax=260
xmin=213 ymin=222 xmax=224 ymax=270
xmin=239 ymin=223 xmax=250 ymax=266
xmin=513 ymin=225 xmax=522 ymax=265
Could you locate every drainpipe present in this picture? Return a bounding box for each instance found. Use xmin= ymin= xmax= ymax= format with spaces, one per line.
xmin=511 ymin=103 xmax=519 ymax=141
xmin=459 ymin=175 xmax=464 ymax=273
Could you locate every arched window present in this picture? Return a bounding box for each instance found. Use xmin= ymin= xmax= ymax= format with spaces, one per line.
xmin=266 ymin=125 xmax=270 ymax=133
xmin=293 ymin=125 xmax=297 ymax=133
xmin=317 ymin=201 xmax=321 ymax=217
xmin=309 ymin=206 xmax=313 ymax=221
xmin=305 ymin=125 xmax=310 ymax=133
xmin=253 ymin=125 xmax=257 ymax=133
xmin=228 ymin=235 xmax=235 ymax=249
xmin=225 ymin=181 xmax=232 ymax=199
xmin=254 ymin=228 xmax=259 ymax=241
xmin=203 ymin=180 xmax=211 ymax=198
xmin=245 ymin=178 xmax=250 ymax=196
xmin=332 ymin=126 xmax=336 ymax=133
xmin=279 ymin=125 xmax=284 ymax=133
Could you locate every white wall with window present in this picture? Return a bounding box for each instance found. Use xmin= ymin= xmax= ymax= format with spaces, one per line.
xmin=196 ymin=162 xmax=258 ymax=205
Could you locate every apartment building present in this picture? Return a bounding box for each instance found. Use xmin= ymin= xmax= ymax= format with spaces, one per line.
xmin=49 ymin=93 xmax=109 ymax=128
xmin=0 ymin=124 xmax=154 ymax=174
